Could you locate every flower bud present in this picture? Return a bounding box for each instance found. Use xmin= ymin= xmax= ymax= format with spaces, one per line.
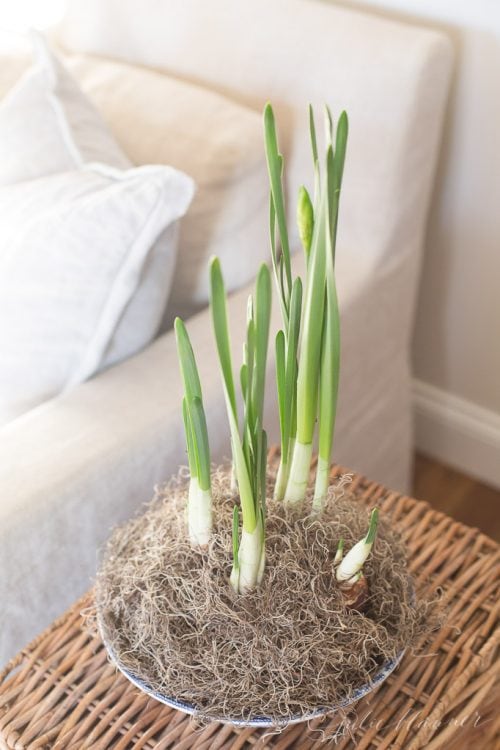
xmin=297 ymin=186 xmax=314 ymax=258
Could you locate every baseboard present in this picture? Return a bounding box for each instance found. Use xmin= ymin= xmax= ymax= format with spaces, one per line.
xmin=413 ymin=379 xmax=500 ymax=490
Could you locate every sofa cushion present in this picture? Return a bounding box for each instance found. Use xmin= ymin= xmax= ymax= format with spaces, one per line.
xmin=0 ymin=32 xmax=130 ymax=185
xmin=62 ymin=53 xmax=270 ymax=328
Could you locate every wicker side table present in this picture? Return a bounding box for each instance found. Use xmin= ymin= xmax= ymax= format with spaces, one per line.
xmin=1 ymin=452 xmax=499 ymax=749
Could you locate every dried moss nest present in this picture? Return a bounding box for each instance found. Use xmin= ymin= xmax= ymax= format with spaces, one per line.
xmin=96 ymin=468 xmax=432 ymax=723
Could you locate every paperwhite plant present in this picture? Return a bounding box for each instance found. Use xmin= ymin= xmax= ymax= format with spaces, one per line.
xmin=175 ymin=104 xmax=379 ymax=594
xmin=264 ymin=104 xmax=344 ymax=508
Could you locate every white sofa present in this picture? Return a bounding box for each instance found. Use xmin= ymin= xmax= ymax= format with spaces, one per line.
xmin=0 ymin=0 xmax=452 ymax=665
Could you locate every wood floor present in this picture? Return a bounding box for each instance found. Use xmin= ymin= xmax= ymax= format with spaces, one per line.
xmin=413 ymin=453 xmax=500 ymax=543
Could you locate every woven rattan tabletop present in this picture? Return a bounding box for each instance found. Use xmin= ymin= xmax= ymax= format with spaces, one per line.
xmin=1 ymin=450 xmax=499 ymax=749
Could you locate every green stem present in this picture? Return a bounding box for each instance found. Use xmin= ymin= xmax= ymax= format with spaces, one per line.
xmin=284 ymin=440 xmax=313 ymax=504
xmin=274 ymin=458 xmax=289 ymax=501
xmin=237 ymin=516 xmax=265 ymax=593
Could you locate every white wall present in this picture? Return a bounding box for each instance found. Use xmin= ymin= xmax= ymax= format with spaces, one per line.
xmin=333 ymin=0 xmax=500 ymax=488
xmin=0 ymin=0 xmax=65 ymax=31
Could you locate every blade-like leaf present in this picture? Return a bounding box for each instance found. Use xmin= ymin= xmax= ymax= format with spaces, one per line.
xmin=182 ymin=397 xmax=197 ymax=478
xmin=326 ymin=144 xmax=335 ymax=246
xmin=269 ymin=194 xmax=279 ymax=282
xmin=316 ymin=124 xmax=345 ymax=497
xmin=242 ymin=304 xmax=256 ymax=472
xmin=227 ymin=398 xmax=257 ymax=531
xmin=334 ymin=111 xmax=348 ymax=189
xmin=284 ymin=277 xmax=302 ymax=455
xmin=295 ymin=183 xmax=327 ymax=444
xmin=275 ymin=330 xmax=286 ymax=446
xmin=260 ymin=428 xmax=268 ymax=516
xmin=324 ymin=104 xmax=334 ymax=146
xmin=365 ymin=508 xmax=379 ymax=544
xmin=240 ymin=363 xmax=248 ymax=402
xmin=254 ymin=416 xmax=262 ymax=510
xmin=264 ymin=104 xmax=292 ymax=298
xmin=188 ymin=396 xmax=211 ymax=491
xmin=175 ymin=317 xmax=202 ymax=402
xmin=232 ymin=505 xmax=240 ymax=569
xmin=176 ymin=317 xmax=211 ymax=489
xmin=308 ymin=103 xmax=318 ymax=166
xmin=244 ymin=317 xmax=255 ymax=438
xmin=210 ymin=256 xmax=256 ymax=532
xmin=317 ymin=268 xmax=340 ymax=471
xmin=209 ymin=257 xmax=237 ymax=418
xmin=269 ymin=194 xmax=288 ymax=330
xmin=251 ymin=264 xmax=272 ymax=430
xmin=309 ymin=104 xmax=320 ymax=207
xmin=329 ymin=111 xmax=348 ymax=260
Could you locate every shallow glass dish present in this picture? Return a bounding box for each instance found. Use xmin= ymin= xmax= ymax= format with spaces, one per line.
xmin=103 ymin=638 xmax=405 ymax=728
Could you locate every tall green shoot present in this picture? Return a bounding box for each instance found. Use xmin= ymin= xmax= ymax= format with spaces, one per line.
xmin=210 ymin=258 xmax=271 ymax=593
xmin=263 ymin=104 xmax=348 ymax=506
xmin=313 ymin=110 xmax=348 ymax=508
xmin=175 ymin=318 xmax=213 ymax=545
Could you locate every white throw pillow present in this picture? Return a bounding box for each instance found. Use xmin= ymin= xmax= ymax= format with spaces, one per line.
xmin=0 ymin=34 xmax=195 ymax=423
xmin=0 ymin=32 xmax=130 ymax=185
xmin=62 ymin=53 xmax=270 ymax=328
xmin=0 ymin=164 xmax=194 ymax=425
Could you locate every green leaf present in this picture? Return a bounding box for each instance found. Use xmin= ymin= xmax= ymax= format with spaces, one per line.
xmin=175 ymin=317 xmax=211 ymax=490
xmin=245 ymin=308 xmax=255 ymax=380
xmin=240 ymin=363 xmax=248 ymax=401
xmin=175 ymin=317 xmax=202 ymax=401
xmin=269 ymin=194 xmax=279 ymax=283
xmin=242 ymin=300 xmax=256 ymax=472
xmin=326 ymin=144 xmax=335 ymax=244
xmin=334 ymin=111 xmax=348 ymax=188
xmin=297 ymin=186 xmax=314 ymax=261
xmin=269 ymin=193 xmax=288 ymax=326
xmin=275 ymin=330 xmax=286 ymax=448
xmin=209 ymin=256 xmax=257 ymax=532
xmin=264 ymin=103 xmax=292 ymax=299
xmin=260 ymin=428 xmax=268 ymax=516
xmin=316 ymin=112 xmax=348 ymax=489
xmin=232 ymin=505 xmax=240 ymax=570
xmin=295 ymin=183 xmax=328 ymax=445
xmin=308 ymin=103 xmax=318 ymax=166
xmin=324 ymin=104 xmax=334 ymax=146
xmin=284 ymin=277 xmax=302 ymax=453
xmin=227 ymin=397 xmax=257 ymax=532
xmin=251 ymin=264 xmax=272 ymax=430
xmin=317 ymin=267 xmax=340 ymax=469
xmin=317 ymin=145 xmax=341 ymax=478
xmin=209 ymin=257 xmax=237 ymax=417
xmin=254 ymin=417 xmax=262 ymax=509
xmin=182 ymin=397 xmax=197 ymax=478
xmin=188 ymin=396 xmax=211 ymax=492
xmin=365 ymin=508 xmax=379 ymax=545
xmin=330 ymin=111 xmax=348 ymax=260
xmin=309 ymin=104 xmax=320 ymax=207
xmin=243 ymin=316 xmax=255 ymax=436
